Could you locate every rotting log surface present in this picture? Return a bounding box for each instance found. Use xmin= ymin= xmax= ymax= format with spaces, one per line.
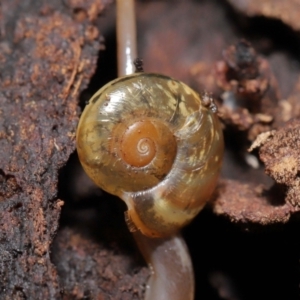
xmin=0 ymin=0 xmax=104 ymax=298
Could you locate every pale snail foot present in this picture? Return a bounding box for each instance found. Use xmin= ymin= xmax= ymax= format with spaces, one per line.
xmin=133 ymin=231 xmax=194 ymax=300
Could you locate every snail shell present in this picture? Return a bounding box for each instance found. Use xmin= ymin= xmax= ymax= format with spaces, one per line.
xmin=76 ymin=73 xmax=224 ymax=237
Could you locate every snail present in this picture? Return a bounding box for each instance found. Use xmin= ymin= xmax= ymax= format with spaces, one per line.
xmin=76 ymin=0 xmax=224 ymax=299
xmin=76 ymin=72 xmax=223 ymax=238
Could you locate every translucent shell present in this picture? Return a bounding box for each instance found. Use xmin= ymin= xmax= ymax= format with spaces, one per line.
xmin=76 ymin=73 xmax=224 ymax=237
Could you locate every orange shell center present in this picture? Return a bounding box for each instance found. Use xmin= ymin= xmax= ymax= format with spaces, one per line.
xmin=120 ymin=120 xmax=158 ymax=167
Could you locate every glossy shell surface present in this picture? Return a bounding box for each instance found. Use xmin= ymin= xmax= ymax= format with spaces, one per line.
xmin=76 ymin=73 xmax=224 ymax=237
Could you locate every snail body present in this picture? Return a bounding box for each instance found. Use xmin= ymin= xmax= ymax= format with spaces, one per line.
xmin=77 ymin=72 xmax=223 ymax=238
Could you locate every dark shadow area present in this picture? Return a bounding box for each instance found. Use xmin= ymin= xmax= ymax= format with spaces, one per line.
xmin=263 ymin=183 xmax=287 ymax=207
xmin=184 ymin=209 xmax=300 ymax=300
xmin=79 ymin=28 xmax=118 ymax=110
xmin=216 ymin=0 xmax=300 ymax=58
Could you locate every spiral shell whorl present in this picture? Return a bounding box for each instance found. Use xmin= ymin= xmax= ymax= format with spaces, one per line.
xmin=120 ymin=120 xmax=157 ymax=167
xmin=76 ymin=73 xmax=223 ymax=237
